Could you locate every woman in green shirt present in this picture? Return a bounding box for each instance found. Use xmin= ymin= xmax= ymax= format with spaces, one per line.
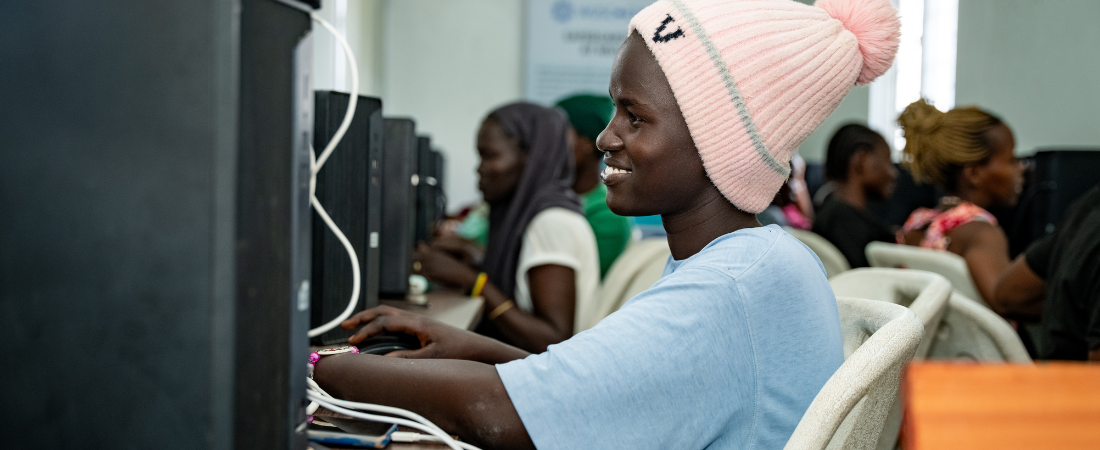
xmin=557 ymin=94 xmax=633 ymax=278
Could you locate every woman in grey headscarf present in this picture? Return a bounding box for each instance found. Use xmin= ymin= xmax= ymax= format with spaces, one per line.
xmin=409 ymin=102 xmax=601 ymax=353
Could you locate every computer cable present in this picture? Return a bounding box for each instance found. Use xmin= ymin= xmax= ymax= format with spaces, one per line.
xmin=306 ymin=391 xmax=477 ymax=450
xmin=307 ymin=145 xmax=360 ymax=339
xmin=307 ymin=377 xmax=444 ymax=437
xmin=307 ymin=11 xmax=361 ymax=339
xmin=391 ymin=431 xmax=481 ymax=450
xmin=306 ymin=376 xmax=479 ymax=449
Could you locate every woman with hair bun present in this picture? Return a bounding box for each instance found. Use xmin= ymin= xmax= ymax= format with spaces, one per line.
xmin=897 ymin=99 xmax=1024 ymax=304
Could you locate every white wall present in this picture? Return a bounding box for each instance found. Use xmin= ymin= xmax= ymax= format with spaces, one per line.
xmin=314 ymin=0 xmax=523 ymax=211
xmin=790 ymin=0 xmax=871 ymax=163
xmin=381 ymin=0 xmax=524 ymax=211
xmin=313 ymin=0 xmax=384 ymax=96
xmin=797 ymin=86 xmax=871 ymax=162
xmin=955 ymin=0 xmax=1100 ymax=155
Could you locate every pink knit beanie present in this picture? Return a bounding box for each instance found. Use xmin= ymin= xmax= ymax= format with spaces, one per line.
xmin=629 ymin=0 xmax=900 ymax=213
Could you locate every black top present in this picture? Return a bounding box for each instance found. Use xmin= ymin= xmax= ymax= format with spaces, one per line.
xmin=1024 ymin=185 xmax=1100 ymax=361
xmin=812 ymin=195 xmax=896 ymax=268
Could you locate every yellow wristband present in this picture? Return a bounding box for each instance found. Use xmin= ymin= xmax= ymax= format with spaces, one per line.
xmin=470 ymin=272 xmax=489 ymax=297
xmin=487 ymin=300 xmax=515 ymax=321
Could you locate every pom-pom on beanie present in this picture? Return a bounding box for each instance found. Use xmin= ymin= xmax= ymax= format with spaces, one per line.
xmin=628 ymin=0 xmax=900 ymax=213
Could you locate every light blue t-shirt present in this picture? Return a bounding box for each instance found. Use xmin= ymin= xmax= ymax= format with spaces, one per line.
xmin=496 ymin=225 xmax=844 ymax=449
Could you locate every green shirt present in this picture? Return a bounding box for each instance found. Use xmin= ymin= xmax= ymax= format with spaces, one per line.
xmin=581 ymin=184 xmax=632 ymax=278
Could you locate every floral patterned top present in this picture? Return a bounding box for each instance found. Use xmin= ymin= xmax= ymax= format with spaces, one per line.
xmin=898 ymin=201 xmax=997 ymax=251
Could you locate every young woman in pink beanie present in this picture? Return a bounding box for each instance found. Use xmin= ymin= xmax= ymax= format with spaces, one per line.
xmin=313 ymin=0 xmax=900 ymax=448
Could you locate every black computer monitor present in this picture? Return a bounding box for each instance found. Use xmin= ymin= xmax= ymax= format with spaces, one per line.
xmin=2 ymin=0 xmax=315 ymax=447
xmin=310 ymin=91 xmax=383 ymax=345
xmin=1007 ymin=148 xmax=1100 ymax=255
xmin=434 ymin=149 xmax=447 ymax=219
xmin=415 ymin=137 xmax=446 ymax=244
xmin=380 ymin=119 xmax=418 ymax=297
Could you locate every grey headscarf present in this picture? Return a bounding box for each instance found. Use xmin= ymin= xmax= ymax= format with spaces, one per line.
xmin=481 ymin=102 xmax=582 ymax=299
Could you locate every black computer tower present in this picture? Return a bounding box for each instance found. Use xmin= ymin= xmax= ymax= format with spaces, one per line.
xmin=310 ymin=92 xmax=383 ymax=345
xmin=380 ymin=119 xmax=419 ymax=297
xmin=1 ymin=1 xmax=315 ymax=448
xmin=415 ymin=137 xmax=439 ymax=244
xmin=1008 ymin=149 xmax=1100 ymax=255
xmin=435 ymin=150 xmax=448 ymax=219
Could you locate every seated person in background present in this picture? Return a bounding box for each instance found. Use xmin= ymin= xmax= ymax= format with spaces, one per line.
xmin=992 ymin=184 xmax=1100 ymax=361
xmin=758 ymin=155 xmax=814 ymax=230
xmin=313 ymin=0 xmax=899 ymax=448
xmin=452 ymin=202 xmax=489 ymax=249
xmin=896 ymin=99 xmax=1023 ymax=304
xmin=556 ymin=94 xmax=633 ymax=278
xmin=411 ymin=102 xmax=601 ymax=353
xmin=812 ymin=124 xmax=898 ymax=267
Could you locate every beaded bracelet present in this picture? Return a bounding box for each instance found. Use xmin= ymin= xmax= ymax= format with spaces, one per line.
xmin=307 ymin=345 xmax=359 ymax=379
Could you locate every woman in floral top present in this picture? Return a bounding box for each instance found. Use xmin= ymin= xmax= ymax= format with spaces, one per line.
xmin=896 ymin=99 xmax=1024 ymax=304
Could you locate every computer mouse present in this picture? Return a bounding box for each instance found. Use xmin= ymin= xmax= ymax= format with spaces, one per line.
xmin=354 ymin=332 xmax=422 ymax=355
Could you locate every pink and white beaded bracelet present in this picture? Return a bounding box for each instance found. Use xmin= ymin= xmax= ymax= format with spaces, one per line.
xmin=307 ymin=345 xmax=359 ymax=378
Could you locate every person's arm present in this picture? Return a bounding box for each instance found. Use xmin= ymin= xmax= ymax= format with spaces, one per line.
xmin=414 ymin=244 xmax=577 ymax=353
xmin=947 ymin=221 xmax=1012 ymax=305
xmin=481 ymin=264 xmax=576 ymax=353
xmin=312 ymin=354 xmax=534 ymax=450
xmin=991 ymin=254 xmax=1046 ymax=320
xmin=430 ymin=235 xmax=485 ymax=267
xmin=343 ymin=306 xmax=530 ymax=364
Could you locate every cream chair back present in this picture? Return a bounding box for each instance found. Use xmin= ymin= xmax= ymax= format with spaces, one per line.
xmin=580 ymin=238 xmax=671 ymax=331
xmin=784 ymin=297 xmax=923 ymax=450
xmin=865 ymin=241 xmax=982 ymax=304
xmin=829 ymin=268 xmax=952 ymax=358
xmin=925 ymin=292 xmax=1031 ymax=363
xmin=784 ymin=227 xmax=851 ymax=278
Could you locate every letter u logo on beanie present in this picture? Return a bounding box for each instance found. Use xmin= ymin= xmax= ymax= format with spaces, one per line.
xmin=653 ymin=14 xmax=684 ymax=43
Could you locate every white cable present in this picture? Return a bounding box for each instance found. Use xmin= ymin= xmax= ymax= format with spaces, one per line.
xmin=391 ymin=432 xmax=480 ymax=450
xmin=307 ymin=378 xmax=478 ymax=449
xmin=306 ymin=11 xmax=362 ymax=338
xmin=307 ymin=380 xmax=446 ymax=436
xmin=308 ymin=395 xmax=464 ymax=450
xmin=307 ymin=160 xmax=361 ymax=338
xmin=307 ymin=392 xmax=473 ymax=450
xmin=311 ymin=12 xmax=359 ymax=173
xmin=307 ymin=377 xmax=448 ymax=438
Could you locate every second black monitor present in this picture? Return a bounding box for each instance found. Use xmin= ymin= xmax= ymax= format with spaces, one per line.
xmin=380 ymin=119 xmax=418 ymax=297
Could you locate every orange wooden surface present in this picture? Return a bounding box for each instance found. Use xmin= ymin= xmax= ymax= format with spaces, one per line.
xmin=903 ymin=362 xmax=1100 ymax=450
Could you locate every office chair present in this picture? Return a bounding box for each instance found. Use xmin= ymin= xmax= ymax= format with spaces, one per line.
xmin=784 ymin=297 xmax=923 ymax=450
xmin=865 ymin=241 xmax=982 ymax=304
xmin=828 ymin=268 xmax=952 ymax=450
xmin=829 ymin=268 xmax=951 ymax=358
xmin=925 ymin=292 xmax=1031 ymax=363
xmin=784 ymin=227 xmax=851 ymax=279
xmin=580 ymin=238 xmax=671 ymax=331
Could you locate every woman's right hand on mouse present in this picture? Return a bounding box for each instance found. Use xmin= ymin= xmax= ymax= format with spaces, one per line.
xmin=341 ymin=306 xmax=530 ymax=364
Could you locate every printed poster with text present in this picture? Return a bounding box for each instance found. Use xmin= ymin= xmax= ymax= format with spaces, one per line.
xmin=525 ymin=0 xmax=654 ymax=105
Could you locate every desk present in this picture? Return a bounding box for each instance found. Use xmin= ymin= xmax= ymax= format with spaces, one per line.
xmin=315 ymin=290 xmax=483 ymax=449
xmin=903 ymin=362 xmax=1100 ymax=449
xmin=381 ymin=290 xmax=484 ymax=331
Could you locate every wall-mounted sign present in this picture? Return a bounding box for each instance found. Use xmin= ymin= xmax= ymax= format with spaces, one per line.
xmin=525 ymin=0 xmax=654 ymax=104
